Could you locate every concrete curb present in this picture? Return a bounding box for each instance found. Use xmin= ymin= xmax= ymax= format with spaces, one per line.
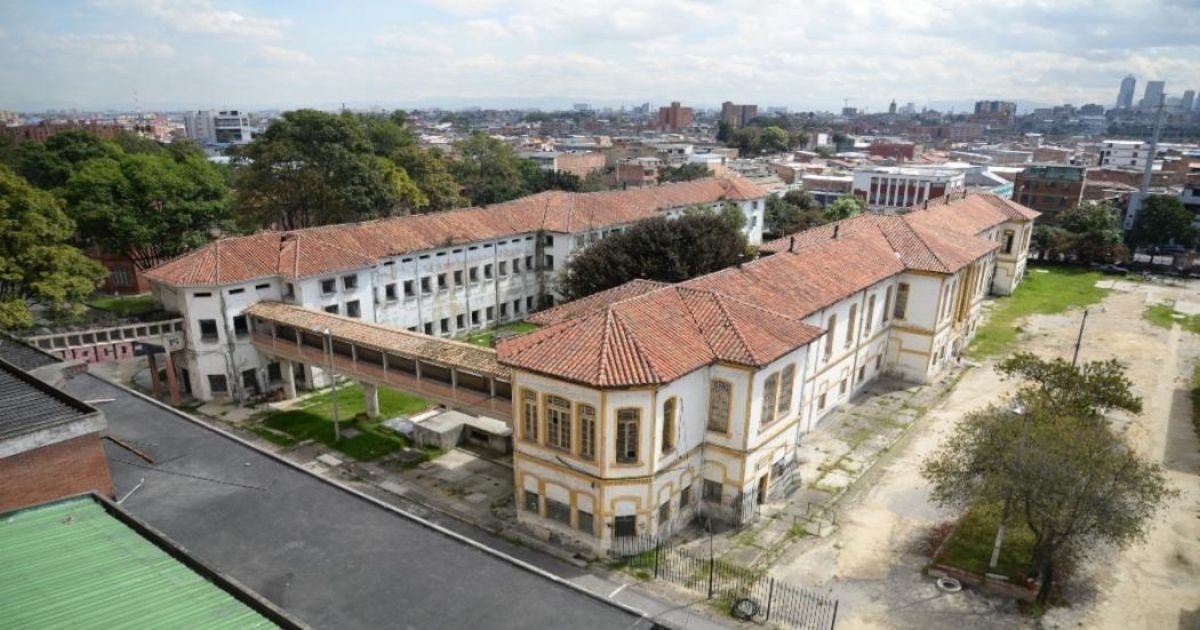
xmin=86 ymin=373 xmax=664 ymax=628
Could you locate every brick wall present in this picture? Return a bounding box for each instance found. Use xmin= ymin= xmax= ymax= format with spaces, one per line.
xmin=0 ymin=434 xmax=114 ymax=512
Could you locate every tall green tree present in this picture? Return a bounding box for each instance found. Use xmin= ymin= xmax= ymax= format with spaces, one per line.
xmin=656 ymin=162 xmax=710 ymax=184
xmin=1128 ymin=195 xmax=1194 ymax=250
xmin=923 ymin=355 xmax=1172 ymax=606
xmin=0 ymin=166 xmax=106 ymax=328
xmin=559 ymin=212 xmax=747 ymax=300
xmin=765 ymin=190 xmax=822 ymax=236
xmin=822 ymin=196 xmax=864 ymax=222
xmin=760 ymin=126 xmax=790 ymax=154
xmin=234 ymin=109 xmax=411 ymax=229
xmin=391 ymin=146 xmax=466 ymax=211
xmin=63 ymin=151 xmax=230 ymax=269
xmin=1057 ymin=202 xmax=1124 ymax=264
xmin=448 ymin=132 xmax=529 ymax=205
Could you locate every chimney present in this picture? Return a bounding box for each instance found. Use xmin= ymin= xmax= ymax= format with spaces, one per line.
xmin=832 ymin=224 xmax=840 ymax=239
xmin=789 ymin=236 xmax=795 ymax=253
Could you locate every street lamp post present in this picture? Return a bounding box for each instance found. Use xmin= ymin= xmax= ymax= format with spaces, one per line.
xmin=989 ymin=399 xmax=1027 ymax=569
xmin=323 ymin=328 xmax=341 ymax=442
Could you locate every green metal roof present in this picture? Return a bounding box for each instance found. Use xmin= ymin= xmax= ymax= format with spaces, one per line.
xmin=0 ymin=497 xmax=279 ymax=629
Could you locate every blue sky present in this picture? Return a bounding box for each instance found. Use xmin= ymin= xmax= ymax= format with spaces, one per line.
xmin=1 ymin=0 xmax=1198 ymax=112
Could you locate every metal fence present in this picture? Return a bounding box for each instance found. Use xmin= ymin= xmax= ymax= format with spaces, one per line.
xmin=612 ymin=535 xmax=838 ymax=630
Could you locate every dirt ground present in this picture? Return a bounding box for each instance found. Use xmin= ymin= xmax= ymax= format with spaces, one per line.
xmin=772 ymin=275 xmax=1200 ymax=630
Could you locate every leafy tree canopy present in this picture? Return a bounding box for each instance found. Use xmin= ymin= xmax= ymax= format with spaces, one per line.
xmin=0 ymin=166 xmax=106 ymax=328
xmin=764 ymin=190 xmax=822 ymax=237
xmin=822 ymin=196 xmax=864 ymax=222
xmin=448 ymin=132 xmax=530 ymax=205
xmin=559 ymin=211 xmax=748 ymax=300
xmin=656 ymin=162 xmax=710 ymax=184
xmin=1129 ymin=194 xmax=1194 ymax=250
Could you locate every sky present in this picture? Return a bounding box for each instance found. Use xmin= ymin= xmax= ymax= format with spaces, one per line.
xmin=1 ymin=0 xmax=1199 ymax=113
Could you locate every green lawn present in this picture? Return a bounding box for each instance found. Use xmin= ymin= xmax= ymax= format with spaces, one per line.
xmin=88 ymin=294 xmax=160 ymax=317
xmin=259 ymin=382 xmax=433 ymax=461
xmin=1143 ymin=300 xmax=1200 ymax=334
xmin=460 ymin=321 xmax=539 ymax=347
xmin=969 ymin=266 xmax=1109 ymax=358
xmin=938 ymin=502 xmax=1035 ymax=581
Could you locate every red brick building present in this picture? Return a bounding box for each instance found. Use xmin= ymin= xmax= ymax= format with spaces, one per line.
xmin=0 ymin=357 xmax=113 ymax=513
xmin=867 ymin=142 xmax=917 ymax=161
xmin=657 ymin=101 xmax=694 ymax=130
xmin=0 ymin=120 xmax=134 ymax=144
xmin=1012 ymin=164 xmax=1086 ymax=220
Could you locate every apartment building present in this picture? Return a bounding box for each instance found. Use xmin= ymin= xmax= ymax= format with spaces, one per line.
xmin=144 ymin=177 xmax=768 ymax=401
xmin=1012 ymin=164 xmax=1086 ymax=219
xmin=721 ymin=102 xmax=758 ymax=128
xmin=498 ymin=192 xmax=1038 ymax=552
xmin=657 ymin=102 xmax=694 ymax=130
xmin=183 ymin=110 xmax=253 ymax=145
xmin=851 ymin=166 xmax=966 ymax=211
xmin=1098 ymin=140 xmax=1153 ymax=169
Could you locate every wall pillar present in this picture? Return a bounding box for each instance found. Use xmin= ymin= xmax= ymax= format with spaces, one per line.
xmin=281 ymin=358 xmax=298 ymax=400
xmin=148 ymin=353 xmax=162 ymax=396
xmin=362 ymin=382 xmax=380 ymax=419
xmin=164 ymin=351 xmax=182 ymax=406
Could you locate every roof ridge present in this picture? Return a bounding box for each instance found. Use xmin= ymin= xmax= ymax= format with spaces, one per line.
xmin=708 ymin=290 xmax=756 ymax=362
xmin=607 ymin=307 xmax=662 ymax=385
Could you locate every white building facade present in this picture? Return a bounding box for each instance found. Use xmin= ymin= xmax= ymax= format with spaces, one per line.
xmin=183 ymin=110 xmax=253 ymax=145
xmin=146 ymin=178 xmax=768 ymax=401
xmin=851 ymin=166 xmax=966 ymax=212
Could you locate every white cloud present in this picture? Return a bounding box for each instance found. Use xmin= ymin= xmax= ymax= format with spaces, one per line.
xmin=256 ymin=45 xmax=314 ymax=65
xmin=34 ymin=33 xmax=174 ymax=60
xmin=98 ymin=0 xmax=288 ymax=38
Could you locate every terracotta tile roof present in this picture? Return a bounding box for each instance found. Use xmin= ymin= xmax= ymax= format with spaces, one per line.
xmin=145 ymin=176 xmax=768 ymax=287
xmin=497 ymin=286 xmax=822 ymax=387
xmin=244 ymin=302 xmax=509 ymax=379
xmin=526 ymin=279 xmax=671 ymax=326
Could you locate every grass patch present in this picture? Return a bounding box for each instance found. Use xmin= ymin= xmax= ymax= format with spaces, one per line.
xmin=259 ymin=382 xmax=432 ymax=461
xmin=460 ymin=321 xmax=539 ymax=347
xmin=938 ymin=502 xmax=1035 ymax=581
xmin=1144 ymin=300 xmax=1200 ymax=334
xmin=88 ymin=293 xmax=160 ymax=317
xmin=969 ymin=266 xmax=1109 ymax=359
xmin=246 ymin=425 xmax=300 ymax=447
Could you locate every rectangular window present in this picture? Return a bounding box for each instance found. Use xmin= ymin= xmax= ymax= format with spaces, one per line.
xmin=440 ymin=318 xmax=449 ymax=334
xmin=546 ymin=395 xmax=572 ymax=451
xmin=194 ymin=291 xmax=212 ymax=298
xmin=544 ymin=255 xmax=554 ymax=270
xmin=525 ymin=255 xmax=533 ymax=270
xmin=679 ymin=485 xmax=692 ymax=508
xmin=403 ymin=280 xmax=414 ymax=298
xmin=513 ymin=299 xmax=521 ymax=314
xmin=453 ymin=270 xmax=463 ymax=287
xmin=486 ymin=306 xmax=495 ymax=321
xmin=546 ymin=499 xmax=571 ymax=526
xmin=578 ymin=404 xmax=596 ymax=460
xmin=760 ymin=373 xmax=779 ymax=427
xmin=707 ymin=380 xmax=731 ymax=432
xmin=864 ymin=295 xmax=876 ymax=336
xmin=577 ymin=510 xmax=594 ymax=535
xmin=324 ymin=304 xmax=339 ymax=315
xmin=423 ymin=322 xmax=433 ymax=335
xmin=284 ymin=283 xmax=295 ymax=299
xmin=522 ymin=389 xmax=538 ymax=442
xmin=346 ymin=300 xmax=361 ymax=318
xmin=232 ymin=315 xmax=249 ymax=338
xmin=320 ymin=278 xmax=336 ymax=295
xmin=845 ymin=304 xmax=857 ymax=348
xmin=500 ymin=303 xmax=508 ymax=318
xmin=471 ymin=310 xmax=480 ymax=325
xmin=342 ymin=274 xmax=358 ymax=290
xmin=199 ymin=319 xmax=219 ymax=342
xmin=658 ymin=501 xmax=671 ymax=525
xmin=484 ymin=264 xmax=493 ymax=280
xmin=1002 ymin=230 xmax=1015 ymax=254
xmin=702 ymin=479 xmax=723 ymax=503
xmin=523 ymin=490 xmax=539 ymax=513
xmin=839 ymin=378 xmax=848 ymax=394
xmin=498 ymin=261 xmax=508 ymax=277
xmin=894 ymin=283 xmax=909 ymax=320
xmin=614 ymin=515 xmax=637 ymax=538
xmin=883 ymin=287 xmax=892 ymax=322
xmin=824 ymin=315 xmax=837 ymax=359
xmin=385 ymin=283 xmax=398 ymax=301
xmin=207 ymin=374 xmax=227 ymax=393
xmin=437 ymin=273 xmax=447 ymax=290
xmin=420 ymin=277 xmax=432 ymax=294
xmin=776 ymin=364 xmax=795 ymax=418
xmin=526 ymin=296 xmax=534 ymax=311
xmin=661 ymin=397 xmax=676 ymax=454
xmin=818 ymin=392 xmax=827 ymax=410
xmin=616 ymin=409 xmax=639 ymax=463
xmin=469 ymin=267 xmax=479 ymax=283
xmin=513 ymin=258 xmax=521 ymax=273
xmin=456 ymin=314 xmax=465 ymax=329
xmin=228 ymin=287 xmax=244 ymax=295
xmin=876 ymin=354 xmax=883 ymax=370
xmin=858 ymin=365 xmax=867 ymax=383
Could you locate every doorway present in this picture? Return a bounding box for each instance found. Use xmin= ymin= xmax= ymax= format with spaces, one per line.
xmin=757 ymin=473 xmax=769 ymax=506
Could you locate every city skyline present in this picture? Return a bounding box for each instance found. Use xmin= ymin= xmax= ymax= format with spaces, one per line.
xmin=2 ymin=0 xmax=1199 ymax=112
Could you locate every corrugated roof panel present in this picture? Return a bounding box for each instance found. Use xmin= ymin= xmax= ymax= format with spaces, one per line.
xmin=0 ymin=498 xmax=277 ymax=629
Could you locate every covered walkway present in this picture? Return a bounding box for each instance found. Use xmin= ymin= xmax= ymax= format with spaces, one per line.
xmin=245 ymin=302 xmax=512 ymax=422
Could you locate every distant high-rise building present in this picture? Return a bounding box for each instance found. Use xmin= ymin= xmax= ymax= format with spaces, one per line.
xmin=1181 ymin=90 xmax=1196 ymax=113
xmin=657 ymin=101 xmax=693 ymax=130
xmin=1116 ymin=75 xmax=1136 ymax=109
xmin=888 ymin=100 xmax=897 ymax=115
xmin=720 ymin=101 xmax=758 ymax=128
xmin=1140 ymin=80 xmax=1165 ymax=111
xmin=572 ymin=103 xmax=591 ymax=112
xmin=974 ymin=100 xmax=1017 ymax=115
xmin=183 ymin=110 xmax=252 ymax=145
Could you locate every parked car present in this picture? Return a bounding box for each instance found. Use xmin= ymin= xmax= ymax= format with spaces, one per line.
xmin=1098 ymin=264 xmax=1129 ymax=275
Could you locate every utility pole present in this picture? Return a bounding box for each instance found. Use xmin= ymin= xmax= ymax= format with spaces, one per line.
xmin=1072 ymin=309 xmax=1089 ymax=367
xmin=1124 ymin=94 xmax=1166 ymax=231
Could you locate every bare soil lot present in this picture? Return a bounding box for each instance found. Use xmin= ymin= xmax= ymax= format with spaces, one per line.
xmin=772 ymin=275 xmax=1200 ymax=630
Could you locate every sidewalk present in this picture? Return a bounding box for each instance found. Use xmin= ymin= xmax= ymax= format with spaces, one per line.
xmin=691 ymin=366 xmax=972 ymax=569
